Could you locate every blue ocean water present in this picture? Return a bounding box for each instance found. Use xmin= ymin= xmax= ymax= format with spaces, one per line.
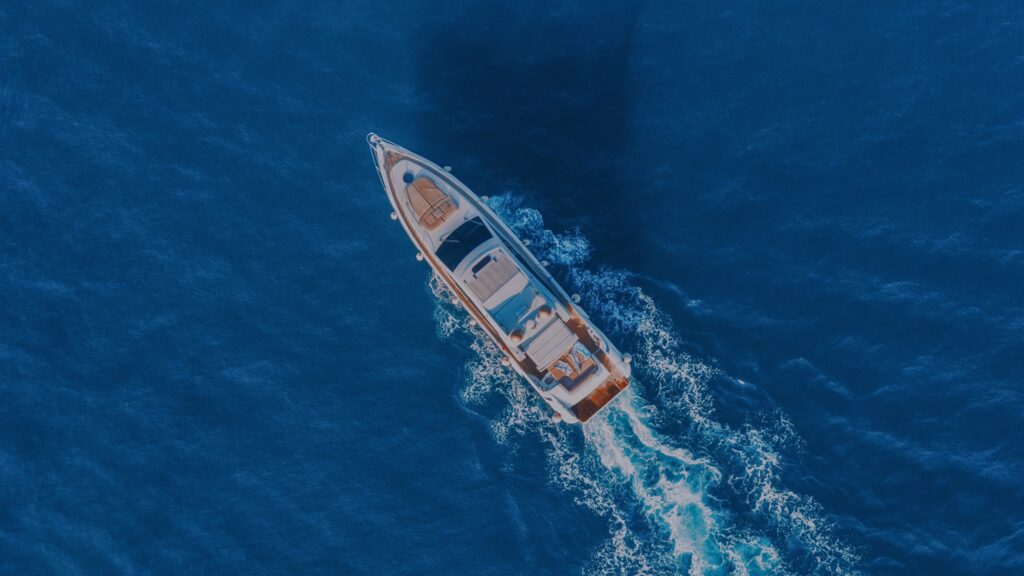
xmin=2 ymin=1 xmax=1023 ymax=574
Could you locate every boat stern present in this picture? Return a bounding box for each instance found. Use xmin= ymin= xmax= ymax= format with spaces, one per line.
xmin=570 ymin=376 xmax=630 ymax=422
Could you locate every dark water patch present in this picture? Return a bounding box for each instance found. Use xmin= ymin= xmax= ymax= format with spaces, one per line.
xmin=411 ymin=3 xmax=642 ymax=264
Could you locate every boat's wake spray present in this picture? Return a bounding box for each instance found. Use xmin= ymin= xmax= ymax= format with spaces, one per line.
xmin=429 ymin=195 xmax=860 ymax=576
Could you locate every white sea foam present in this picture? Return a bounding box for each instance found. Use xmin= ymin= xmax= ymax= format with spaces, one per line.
xmin=427 ymin=194 xmax=858 ymax=575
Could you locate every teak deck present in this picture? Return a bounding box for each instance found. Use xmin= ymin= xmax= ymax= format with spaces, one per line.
xmin=571 ymin=376 xmax=629 ymax=422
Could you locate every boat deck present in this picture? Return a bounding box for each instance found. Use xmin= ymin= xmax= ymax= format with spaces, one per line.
xmin=565 ymin=316 xmax=630 ymax=421
xmin=370 ymin=134 xmax=630 ymax=423
xmin=571 ymin=377 xmax=629 ymax=422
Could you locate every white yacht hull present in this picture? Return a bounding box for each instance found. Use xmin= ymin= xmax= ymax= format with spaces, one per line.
xmin=368 ymin=133 xmax=630 ymax=424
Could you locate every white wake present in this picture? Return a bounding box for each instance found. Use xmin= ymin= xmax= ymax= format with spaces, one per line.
xmin=427 ymin=195 xmax=859 ymax=575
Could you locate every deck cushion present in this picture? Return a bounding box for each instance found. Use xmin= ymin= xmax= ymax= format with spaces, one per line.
xmin=406 ymin=176 xmax=456 ymax=230
xmin=525 ymin=320 xmax=578 ymax=370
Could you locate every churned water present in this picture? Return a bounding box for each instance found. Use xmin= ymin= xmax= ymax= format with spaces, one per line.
xmin=2 ymin=1 xmax=1022 ymax=575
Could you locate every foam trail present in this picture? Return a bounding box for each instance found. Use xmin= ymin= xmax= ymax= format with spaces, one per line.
xmin=587 ymin=394 xmax=726 ymax=572
xmin=428 ymin=195 xmax=859 ymax=575
xmin=565 ymin=270 xmax=860 ymax=575
xmin=432 ymin=274 xmax=790 ymax=575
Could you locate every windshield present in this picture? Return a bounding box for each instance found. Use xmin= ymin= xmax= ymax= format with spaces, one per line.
xmin=436 ymin=217 xmax=493 ymax=269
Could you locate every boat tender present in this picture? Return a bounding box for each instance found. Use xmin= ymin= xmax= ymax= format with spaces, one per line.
xmin=367 ymin=133 xmax=630 ymax=424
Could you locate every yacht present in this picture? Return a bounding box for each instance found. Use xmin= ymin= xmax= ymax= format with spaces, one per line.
xmin=367 ymin=134 xmax=630 ymax=423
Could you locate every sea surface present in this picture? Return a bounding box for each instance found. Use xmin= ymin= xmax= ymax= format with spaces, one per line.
xmin=2 ymin=2 xmax=1023 ymax=575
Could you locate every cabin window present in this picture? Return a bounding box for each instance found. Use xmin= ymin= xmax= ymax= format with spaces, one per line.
xmin=436 ymin=217 xmax=493 ymax=269
xmin=471 ymin=255 xmax=493 ymax=275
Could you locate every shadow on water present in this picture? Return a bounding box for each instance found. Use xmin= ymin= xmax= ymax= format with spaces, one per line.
xmin=411 ymin=4 xmax=643 ymax=264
